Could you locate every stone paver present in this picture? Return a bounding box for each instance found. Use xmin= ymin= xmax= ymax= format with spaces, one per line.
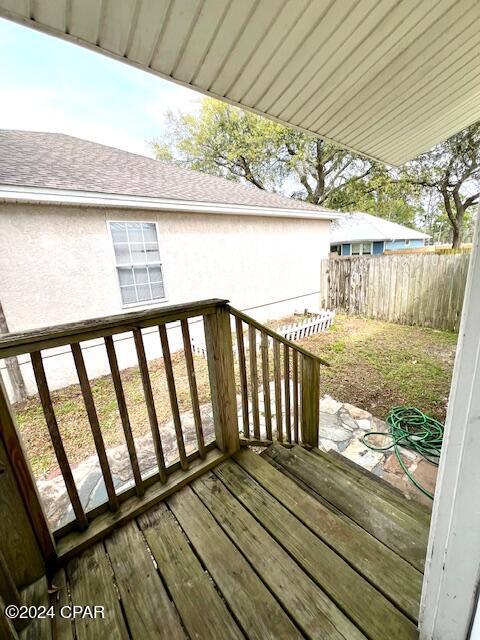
xmin=38 ymin=391 xmax=437 ymax=530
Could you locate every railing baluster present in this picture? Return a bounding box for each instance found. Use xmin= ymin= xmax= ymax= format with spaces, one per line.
xmin=261 ymin=332 xmax=272 ymax=440
xmin=273 ymin=340 xmax=283 ymax=442
xmin=181 ymin=319 xmax=205 ymax=459
xmin=235 ymin=316 xmax=249 ymax=439
xmin=133 ymin=328 xmax=168 ymax=482
xmin=293 ymin=349 xmax=299 ymax=444
xmin=284 ymin=345 xmax=291 ymax=443
xmin=248 ymin=325 xmax=260 ymax=439
xmin=71 ymin=343 xmax=119 ymax=511
xmin=30 ymin=351 xmax=88 ymax=530
xmin=158 ymin=325 xmax=188 ymax=471
xmin=104 ymin=336 xmax=144 ymax=497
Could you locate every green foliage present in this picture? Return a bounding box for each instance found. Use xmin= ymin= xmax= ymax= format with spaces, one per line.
xmin=152 ymin=97 xmax=479 ymax=242
xmin=152 ymin=98 xmax=404 ymax=212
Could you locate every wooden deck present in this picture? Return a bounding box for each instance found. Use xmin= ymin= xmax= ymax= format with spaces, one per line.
xmin=22 ymin=445 xmax=430 ymax=640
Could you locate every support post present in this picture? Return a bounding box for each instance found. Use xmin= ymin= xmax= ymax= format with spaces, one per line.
xmin=301 ymin=355 xmax=320 ymax=449
xmin=0 ymin=376 xmax=56 ymax=574
xmin=204 ymin=305 xmax=239 ymax=455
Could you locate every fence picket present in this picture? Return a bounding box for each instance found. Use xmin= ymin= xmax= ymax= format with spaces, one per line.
xmin=321 ymin=253 xmax=469 ymax=332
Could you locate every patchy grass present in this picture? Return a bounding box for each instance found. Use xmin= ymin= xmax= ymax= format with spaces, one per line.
xmin=294 ymin=314 xmax=456 ymax=422
xmin=13 ymin=313 xmax=457 ymax=479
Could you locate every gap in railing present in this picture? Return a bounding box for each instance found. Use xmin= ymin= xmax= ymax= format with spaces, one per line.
xmin=2 ymin=315 xmax=216 ymax=533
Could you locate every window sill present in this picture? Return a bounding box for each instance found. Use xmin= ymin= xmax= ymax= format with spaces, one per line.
xmin=121 ymin=297 xmax=169 ymax=311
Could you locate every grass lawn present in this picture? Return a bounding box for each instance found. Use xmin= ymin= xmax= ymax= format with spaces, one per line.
xmin=292 ymin=314 xmax=457 ymax=423
xmin=13 ymin=313 xmax=457 ymax=480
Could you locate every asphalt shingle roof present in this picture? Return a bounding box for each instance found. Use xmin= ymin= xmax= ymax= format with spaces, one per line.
xmin=330 ymin=211 xmax=429 ymax=243
xmin=0 ymin=130 xmax=333 ymax=214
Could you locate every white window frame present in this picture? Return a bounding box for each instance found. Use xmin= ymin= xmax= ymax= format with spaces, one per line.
xmin=405 ymin=239 xmax=411 ymax=246
xmin=351 ymin=241 xmax=372 ymax=256
xmin=107 ymin=220 xmax=168 ymax=309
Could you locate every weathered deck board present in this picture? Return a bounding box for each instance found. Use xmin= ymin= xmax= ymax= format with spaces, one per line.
xmin=235 ymin=448 xmax=422 ymax=621
xmin=267 ymin=443 xmax=428 ymax=571
xmin=105 ymin=522 xmax=185 ymax=640
xmin=19 ymin=577 xmax=51 ymax=640
xmin=214 ymin=459 xmax=418 ymax=640
xmin=42 ymin=442 xmax=424 ymax=640
xmin=168 ymin=485 xmax=303 ymax=640
xmin=138 ymin=502 xmax=243 ymax=640
xmin=56 ymin=449 xmax=227 ymax=562
xmin=193 ymin=471 xmax=365 ymax=640
xmin=322 ymin=448 xmax=431 ymax=521
xmin=50 ymin=568 xmax=74 ymax=640
xmin=67 ymin=545 xmax=129 ymax=640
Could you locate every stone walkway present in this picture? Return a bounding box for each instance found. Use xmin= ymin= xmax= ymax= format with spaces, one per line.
xmin=38 ymin=392 xmax=437 ymax=531
xmin=317 ymin=395 xmax=437 ymax=507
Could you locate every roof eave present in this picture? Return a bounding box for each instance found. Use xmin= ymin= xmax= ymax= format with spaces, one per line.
xmin=0 ymin=185 xmax=340 ymax=220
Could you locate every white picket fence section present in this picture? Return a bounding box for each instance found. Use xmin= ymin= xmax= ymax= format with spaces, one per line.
xmin=276 ymin=310 xmax=336 ymax=341
xmin=191 ymin=310 xmax=335 ymax=359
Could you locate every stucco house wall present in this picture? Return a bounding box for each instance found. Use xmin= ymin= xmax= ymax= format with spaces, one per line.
xmin=0 ymin=202 xmax=331 ymax=399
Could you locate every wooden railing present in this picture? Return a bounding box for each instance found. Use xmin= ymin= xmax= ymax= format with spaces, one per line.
xmin=0 ymin=298 xmax=327 ymax=564
xmin=230 ymin=307 xmax=328 ymax=449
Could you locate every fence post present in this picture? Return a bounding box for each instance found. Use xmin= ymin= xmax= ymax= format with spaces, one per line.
xmin=204 ymin=304 xmax=240 ymax=455
xmin=301 ymin=355 xmax=320 ymax=449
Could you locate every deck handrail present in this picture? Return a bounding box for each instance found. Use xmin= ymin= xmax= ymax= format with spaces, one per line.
xmin=228 ymin=306 xmax=330 ymax=367
xmin=0 ymin=298 xmax=227 ymax=359
xmin=0 ymin=297 xmax=328 ymax=563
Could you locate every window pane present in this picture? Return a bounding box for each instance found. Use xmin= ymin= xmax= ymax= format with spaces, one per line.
xmin=130 ymin=243 xmax=147 ymax=264
xmin=142 ymin=223 xmax=157 ymax=242
xmin=136 ymin=284 xmax=151 ymax=302
xmin=151 ymin=282 xmax=165 ymax=299
xmin=352 ymin=243 xmax=361 ymax=255
xmin=118 ymin=267 xmax=134 ymax=285
xmin=114 ymin=244 xmax=130 ymax=264
xmin=362 ymin=243 xmax=372 ymax=254
xmin=120 ymin=285 xmax=137 ymax=304
xmin=133 ymin=267 xmax=148 ymax=284
xmin=110 ymin=222 xmax=127 ymax=242
xmin=126 ymin=222 xmax=143 ymax=243
xmin=148 ymin=265 xmax=163 ymax=283
xmin=145 ymin=243 xmax=160 ymax=263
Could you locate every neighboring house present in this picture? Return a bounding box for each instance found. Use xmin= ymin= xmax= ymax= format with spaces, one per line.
xmin=0 ymin=130 xmax=337 ymax=398
xmin=330 ymin=211 xmax=429 ymax=256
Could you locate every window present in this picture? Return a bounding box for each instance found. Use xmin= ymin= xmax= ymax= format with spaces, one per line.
xmin=351 ymin=242 xmax=372 ymax=256
xmin=109 ymin=221 xmax=166 ymax=306
xmin=405 ymin=239 xmax=410 ymax=246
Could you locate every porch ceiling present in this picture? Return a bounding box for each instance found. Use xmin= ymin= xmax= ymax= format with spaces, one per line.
xmin=1 ymin=0 xmax=479 ymax=166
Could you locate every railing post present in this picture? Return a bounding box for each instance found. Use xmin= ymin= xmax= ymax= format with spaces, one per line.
xmin=204 ymin=305 xmax=240 ymax=455
xmin=301 ymin=355 xmax=320 ymax=449
xmin=0 ymin=376 xmax=55 ymax=583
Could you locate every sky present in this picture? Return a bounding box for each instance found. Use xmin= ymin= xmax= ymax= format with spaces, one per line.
xmin=0 ymin=17 xmax=201 ymax=157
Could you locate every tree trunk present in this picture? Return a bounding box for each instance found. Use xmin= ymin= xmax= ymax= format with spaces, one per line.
xmin=0 ymin=301 xmax=27 ymax=403
xmin=452 ymin=224 xmax=462 ymax=248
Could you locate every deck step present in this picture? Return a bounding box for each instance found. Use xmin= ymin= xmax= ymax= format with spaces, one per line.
xmin=262 ymin=442 xmax=429 ymax=573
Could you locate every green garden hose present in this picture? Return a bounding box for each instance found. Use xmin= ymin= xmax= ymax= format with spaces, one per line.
xmin=362 ymin=406 xmax=444 ymax=499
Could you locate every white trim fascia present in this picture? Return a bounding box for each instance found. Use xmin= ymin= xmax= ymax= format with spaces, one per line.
xmin=0 ymin=185 xmax=340 ymax=220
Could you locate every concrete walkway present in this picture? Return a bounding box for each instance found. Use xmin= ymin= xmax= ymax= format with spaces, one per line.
xmin=38 ymin=393 xmax=437 ymax=531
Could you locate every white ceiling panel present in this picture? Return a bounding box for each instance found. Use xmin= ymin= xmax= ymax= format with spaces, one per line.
xmin=1 ymin=0 xmax=479 ymax=166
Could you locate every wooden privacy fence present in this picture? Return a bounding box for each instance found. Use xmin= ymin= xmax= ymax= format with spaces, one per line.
xmin=320 ymin=253 xmax=470 ymax=332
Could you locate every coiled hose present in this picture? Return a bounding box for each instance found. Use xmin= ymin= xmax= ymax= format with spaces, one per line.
xmin=362 ymin=406 xmax=444 ymax=499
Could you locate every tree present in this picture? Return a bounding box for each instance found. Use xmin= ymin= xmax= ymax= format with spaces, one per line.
xmin=152 ymin=97 xmax=427 ymax=230
xmin=402 ymin=123 xmax=480 ymax=247
xmin=152 ymin=98 xmax=375 ymax=207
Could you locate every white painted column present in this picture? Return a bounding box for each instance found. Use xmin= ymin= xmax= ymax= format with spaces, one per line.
xmin=420 ymin=210 xmax=480 ymax=640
